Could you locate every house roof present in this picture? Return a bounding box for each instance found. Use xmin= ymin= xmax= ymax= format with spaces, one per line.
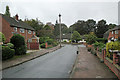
xmin=0 ymin=13 xmax=34 ymax=30
xmin=56 ymin=34 xmax=71 ymax=39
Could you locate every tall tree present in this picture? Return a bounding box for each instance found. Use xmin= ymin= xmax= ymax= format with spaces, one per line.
xmin=4 ymin=6 xmax=11 ymax=17
xmin=24 ymin=18 xmax=44 ymax=36
xmin=108 ymin=23 xmax=116 ymax=29
xmin=72 ymin=31 xmax=82 ymax=43
xmin=95 ymin=19 xmax=108 ymax=38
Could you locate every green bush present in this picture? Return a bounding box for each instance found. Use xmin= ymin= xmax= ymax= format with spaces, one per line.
xmin=2 ymin=46 xmax=15 ymax=60
xmin=10 ymin=34 xmax=25 ymax=48
xmin=40 ymin=43 xmax=45 ymax=48
xmin=46 ymin=39 xmax=54 ymax=45
xmin=106 ymin=41 xmax=120 ymax=59
xmin=7 ymin=43 xmax=14 ymax=49
xmin=63 ymin=40 xmax=67 ymax=42
xmin=0 ymin=32 xmax=6 ymax=43
xmin=86 ymin=34 xmax=97 ymax=45
xmin=15 ymin=45 xmax=26 ymax=55
xmin=93 ymin=42 xmax=105 ymax=52
xmin=10 ymin=34 xmax=26 ymax=55
xmin=53 ymin=41 xmax=58 ymax=47
xmin=96 ymin=38 xmax=107 ymax=44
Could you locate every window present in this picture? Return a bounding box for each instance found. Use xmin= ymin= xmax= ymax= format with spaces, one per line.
xmin=115 ymin=30 xmax=118 ymax=34
xmin=14 ymin=27 xmax=17 ymax=32
xmin=28 ymin=30 xmax=31 ymax=34
xmin=33 ymin=31 xmax=35 ymax=34
xmin=112 ymin=31 xmax=114 ymax=34
xmin=20 ymin=28 xmax=24 ymax=33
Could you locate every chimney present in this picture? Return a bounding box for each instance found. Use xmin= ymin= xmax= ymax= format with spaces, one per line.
xmin=15 ymin=14 xmax=19 ymax=20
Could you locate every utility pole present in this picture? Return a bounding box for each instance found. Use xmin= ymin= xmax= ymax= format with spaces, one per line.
xmin=59 ymin=14 xmax=62 ymax=47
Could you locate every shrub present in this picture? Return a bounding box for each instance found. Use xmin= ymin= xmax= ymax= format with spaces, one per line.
xmin=10 ymin=34 xmax=25 ymax=48
xmin=0 ymin=32 xmax=6 ymax=43
xmin=96 ymin=38 xmax=107 ymax=44
xmin=2 ymin=46 xmax=15 ymax=60
xmin=69 ymin=40 xmax=71 ymax=43
xmin=106 ymin=41 xmax=120 ymax=59
xmin=63 ymin=40 xmax=67 ymax=42
xmin=10 ymin=34 xmax=26 ymax=55
xmin=46 ymin=39 xmax=54 ymax=45
xmin=86 ymin=34 xmax=97 ymax=45
xmin=15 ymin=45 xmax=26 ymax=55
xmin=7 ymin=43 xmax=14 ymax=49
xmin=53 ymin=41 xmax=58 ymax=47
xmin=40 ymin=43 xmax=45 ymax=48
xmin=39 ymin=37 xmax=49 ymax=44
xmin=93 ymin=42 xmax=105 ymax=52
xmin=87 ymin=47 xmax=91 ymax=52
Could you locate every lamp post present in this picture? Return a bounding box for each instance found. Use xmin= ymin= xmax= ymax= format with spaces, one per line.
xmin=59 ymin=14 xmax=62 ymax=47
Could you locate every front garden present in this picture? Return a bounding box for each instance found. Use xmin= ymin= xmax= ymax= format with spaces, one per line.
xmin=85 ymin=32 xmax=120 ymax=79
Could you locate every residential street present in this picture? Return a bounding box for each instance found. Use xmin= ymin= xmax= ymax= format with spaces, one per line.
xmin=3 ymin=45 xmax=78 ymax=78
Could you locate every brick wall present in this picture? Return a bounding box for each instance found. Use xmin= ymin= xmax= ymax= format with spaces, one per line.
xmin=2 ymin=16 xmax=35 ymax=43
xmin=2 ymin=17 xmax=13 ymax=43
xmin=108 ymin=30 xmax=120 ymax=40
xmin=27 ymin=42 xmax=39 ymax=50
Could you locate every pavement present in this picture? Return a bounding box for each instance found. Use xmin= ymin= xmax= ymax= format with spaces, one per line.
xmin=2 ymin=45 xmax=78 ymax=78
xmin=2 ymin=45 xmax=60 ymax=70
xmin=71 ymin=45 xmax=118 ymax=78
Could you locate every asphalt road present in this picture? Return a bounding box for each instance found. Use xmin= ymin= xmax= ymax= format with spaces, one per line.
xmin=3 ymin=44 xmax=78 ymax=78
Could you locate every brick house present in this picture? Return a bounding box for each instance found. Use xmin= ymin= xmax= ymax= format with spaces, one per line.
xmin=104 ymin=26 xmax=120 ymax=42
xmin=0 ymin=14 xmax=39 ymax=49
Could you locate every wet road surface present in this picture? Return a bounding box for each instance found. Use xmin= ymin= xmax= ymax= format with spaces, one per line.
xmin=3 ymin=45 xmax=78 ymax=78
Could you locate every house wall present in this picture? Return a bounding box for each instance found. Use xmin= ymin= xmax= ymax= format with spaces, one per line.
xmin=108 ymin=30 xmax=120 ymax=40
xmin=2 ymin=16 xmax=35 ymax=43
xmin=2 ymin=17 xmax=13 ymax=43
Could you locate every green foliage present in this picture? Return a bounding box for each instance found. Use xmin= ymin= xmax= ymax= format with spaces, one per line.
xmin=24 ymin=18 xmax=44 ymax=36
xmin=15 ymin=45 xmax=26 ymax=55
xmin=93 ymin=42 xmax=105 ymax=52
xmin=40 ymin=43 xmax=45 ymax=48
xmin=69 ymin=40 xmax=71 ymax=43
xmin=46 ymin=39 xmax=54 ymax=45
xmin=2 ymin=46 xmax=15 ymax=60
xmin=95 ymin=19 xmax=108 ymax=38
xmin=39 ymin=37 xmax=49 ymax=44
xmin=44 ymin=25 xmax=51 ymax=30
xmin=7 ymin=43 xmax=14 ymax=49
xmin=10 ymin=34 xmax=25 ymax=48
xmin=96 ymin=38 xmax=107 ymax=44
xmin=10 ymin=34 xmax=26 ymax=55
xmin=4 ymin=6 xmax=11 ymax=17
xmin=63 ymin=40 xmax=67 ymax=42
xmin=0 ymin=32 xmax=6 ymax=43
xmin=53 ymin=41 xmax=58 ymax=47
xmin=106 ymin=41 xmax=120 ymax=58
xmin=86 ymin=33 xmax=97 ymax=45
xmin=72 ymin=31 xmax=82 ymax=43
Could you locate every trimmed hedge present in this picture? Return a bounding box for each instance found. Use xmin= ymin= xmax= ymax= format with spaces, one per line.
xmin=2 ymin=46 xmax=15 ymax=60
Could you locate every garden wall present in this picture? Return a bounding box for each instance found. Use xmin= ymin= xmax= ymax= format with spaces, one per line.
xmin=27 ymin=42 xmax=39 ymax=50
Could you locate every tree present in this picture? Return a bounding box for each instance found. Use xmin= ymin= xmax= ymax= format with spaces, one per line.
xmin=53 ymin=23 xmax=69 ymax=37
xmin=108 ymin=23 xmax=116 ymax=29
xmin=95 ymin=19 xmax=108 ymax=38
xmin=72 ymin=31 xmax=82 ymax=43
xmin=44 ymin=25 xmax=51 ymax=30
xmin=4 ymin=6 xmax=11 ymax=17
xmin=86 ymin=32 xmax=97 ymax=45
xmin=24 ymin=18 xmax=44 ymax=36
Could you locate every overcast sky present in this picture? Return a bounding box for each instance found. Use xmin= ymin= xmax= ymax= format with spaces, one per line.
xmin=0 ymin=0 xmax=119 ymax=26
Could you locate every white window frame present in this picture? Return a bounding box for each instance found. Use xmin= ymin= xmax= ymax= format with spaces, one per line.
xmin=14 ymin=27 xmax=17 ymax=32
xmin=33 ymin=31 xmax=35 ymax=34
xmin=28 ymin=30 xmax=32 ymax=34
xmin=112 ymin=31 xmax=114 ymax=34
xmin=115 ymin=30 xmax=118 ymax=34
xmin=20 ymin=28 xmax=24 ymax=33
